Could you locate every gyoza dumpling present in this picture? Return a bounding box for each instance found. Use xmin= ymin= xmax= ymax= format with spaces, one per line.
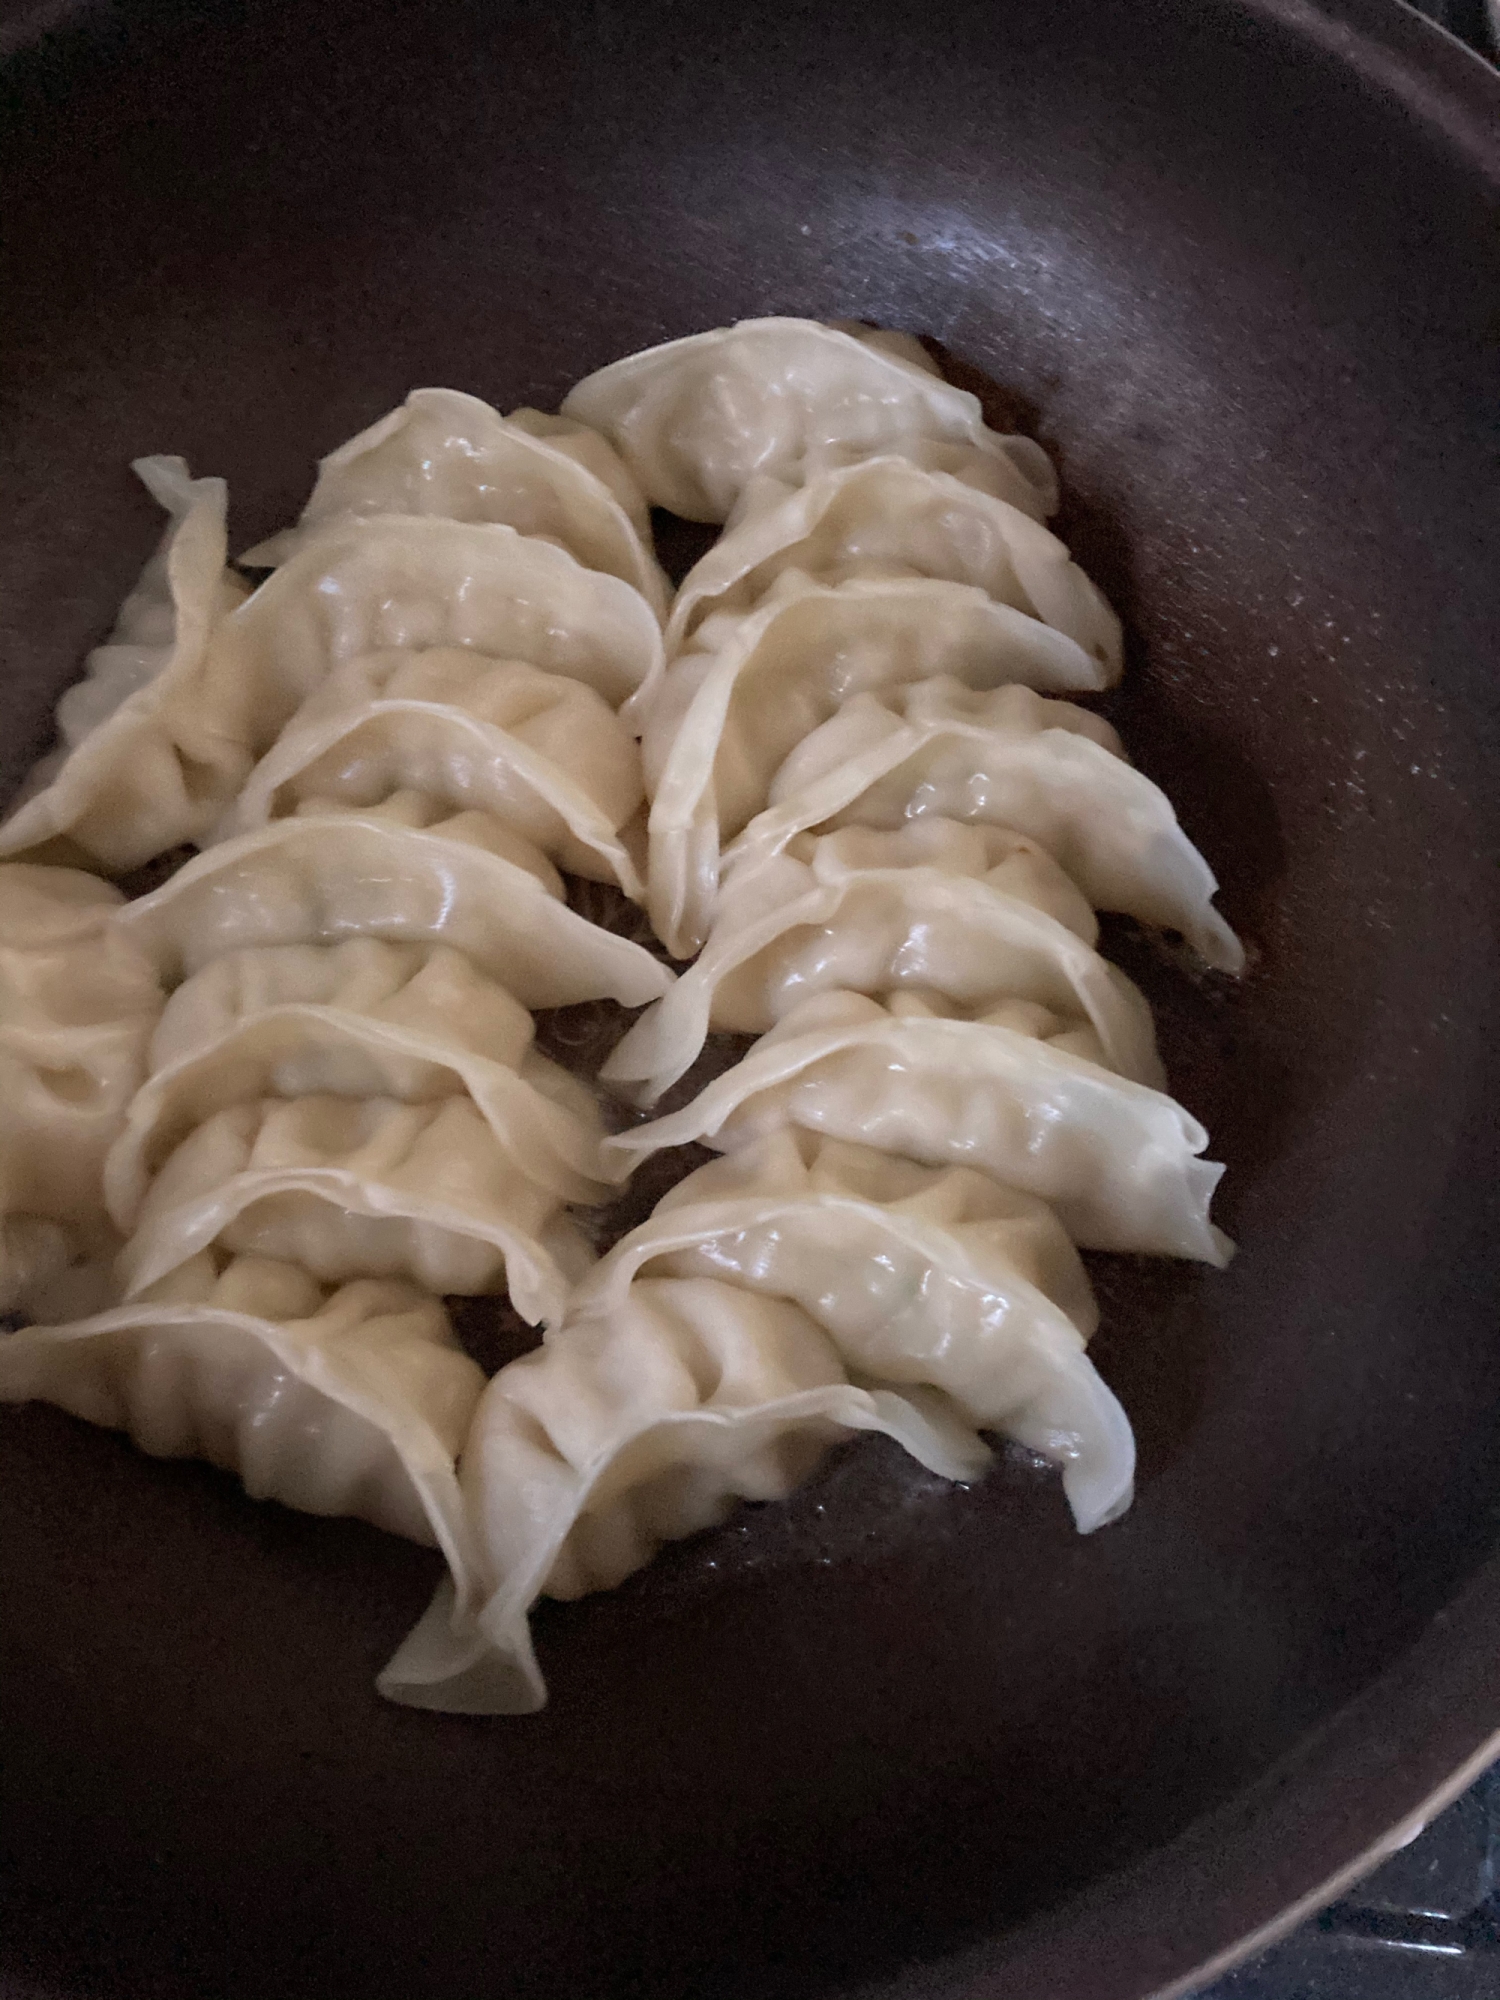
xmin=116 ymin=808 xmax=674 ymax=1008
xmin=378 ymin=1274 xmax=990 ymax=1713
xmin=200 ymin=515 xmax=665 ymax=756
xmin=606 ymin=989 xmax=1231 ymax=1264
xmin=0 ymin=457 xmax=250 ymax=870
xmin=583 ymin=1129 xmax=1133 ymax=1534
xmin=602 ymin=821 xmax=1161 ymax=1103
xmin=643 ymin=572 xmax=1113 ymax=957
xmin=725 ymin=678 xmax=1244 ymax=972
xmin=0 ymin=866 xmax=164 ymax=1315
xmin=0 ymin=864 xmax=164 ymax=1035
xmin=0 ymin=1250 xmax=483 ymax=1554
xmin=145 ymin=939 xmax=536 ymax=1077
xmin=116 ymin=1094 xmax=592 ymax=1324
xmin=242 ymin=389 xmax=669 ymax=619
xmin=106 ymin=944 xmax=610 ymax=1227
xmin=214 ymin=649 xmax=646 ymax=897
xmin=0 ymin=1219 xmax=95 ymax=1322
xmin=560 ymin=317 xmax=1056 ymax=525
xmin=663 ymin=457 xmax=1120 ymax=666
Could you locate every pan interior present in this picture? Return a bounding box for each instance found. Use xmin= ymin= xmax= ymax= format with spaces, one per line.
xmin=1 ymin=3 xmax=1498 ymax=1996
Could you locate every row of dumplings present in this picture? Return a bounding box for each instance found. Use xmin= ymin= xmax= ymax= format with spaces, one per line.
xmin=0 ymin=318 xmax=1240 ymax=1713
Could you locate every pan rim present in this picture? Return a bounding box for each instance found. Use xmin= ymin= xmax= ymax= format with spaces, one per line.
xmin=857 ymin=1550 xmax=1500 ymax=2000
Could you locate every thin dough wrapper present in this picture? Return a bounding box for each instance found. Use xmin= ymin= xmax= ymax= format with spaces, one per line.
xmin=579 ymin=1130 xmax=1133 ymax=1535
xmin=379 ymin=1275 xmax=990 ymax=1713
xmin=0 ymin=1251 xmax=482 ymax=1554
xmin=116 ymin=811 xmax=674 ymax=1008
xmin=606 ymin=989 xmax=1231 ymax=1264
xmin=643 ymin=572 xmax=1112 ymax=958
xmin=107 ymin=997 xmax=611 ymax=1226
xmin=0 ymin=1219 xmax=97 ymax=1323
xmin=117 ymin=1095 xmax=592 ymax=1325
xmin=215 ymin=649 xmax=646 ymax=896
xmin=146 ymin=940 xmax=536 ymax=1077
xmin=603 ymin=822 xmax=1161 ymax=1103
xmin=0 ymin=866 xmax=164 ymax=1314
xmin=241 ymin=389 xmax=669 ymax=618
xmin=202 ymin=515 xmax=664 ymax=755
xmin=0 ymin=457 xmax=250 ymax=870
xmin=0 ymin=864 xmax=165 ymax=1028
xmin=561 ymin=317 xmax=1057 ymax=525
xmin=132 ymin=932 xmax=610 ymax=1201
xmin=727 ymin=679 xmax=1244 ymax=972
xmin=663 ymin=457 xmax=1121 ymax=667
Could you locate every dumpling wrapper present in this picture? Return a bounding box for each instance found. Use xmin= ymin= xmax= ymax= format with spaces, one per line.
xmin=0 ymin=1251 xmax=483 ymax=1555
xmin=145 ymin=939 xmax=537 ymax=1077
xmin=663 ymin=456 xmax=1121 ymax=667
xmin=214 ymin=649 xmax=646 ymax=897
xmin=201 ymin=515 xmax=665 ymax=756
xmin=606 ymin=989 xmax=1232 ymax=1265
xmin=0 ymin=457 xmax=251 ymax=871
xmin=561 ymin=317 xmax=1057 ymax=525
xmin=0 ymin=866 xmax=164 ymax=1314
xmin=579 ymin=1130 xmax=1133 ymax=1536
xmin=726 ymin=678 xmax=1244 ymax=972
xmin=602 ymin=821 xmax=1161 ymax=1103
xmin=242 ymin=389 xmax=669 ymax=619
xmin=106 ymin=1006 xmax=609 ymax=1228
xmin=0 ymin=1218 xmax=107 ymax=1324
xmin=642 ymin=572 xmax=1112 ymax=957
xmin=116 ymin=1094 xmax=593 ymax=1325
xmin=378 ymin=1274 xmax=990 ymax=1713
xmin=0 ymin=863 xmax=164 ymax=1032
xmin=128 ymin=942 xmax=606 ymax=1213
xmin=116 ymin=807 xmax=674 ymax=1009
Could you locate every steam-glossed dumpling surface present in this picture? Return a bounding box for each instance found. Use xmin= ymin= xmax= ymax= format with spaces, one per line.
xmin=603 ymin=821 xmax=1161 ymax=1103
xmin=117 ymin=1094 xmax=593 ymax=1326
xmin=642 ymin=573 xmax=1112 ymax=958
xmin=242 ymin=389 xmax=668 ymax=617
xmin=726 ymin=677 xmax=1243 ymax=971
xmin=663 ymin=456 xmax=1121 ymax=668
xmin=0 ymin=1252 xmax=482 ymax=1552
xmin=607 ymin=989 xmax=1231 ymax=1265
xmin=216 ymin=649 xmax=646 ymax=896
xmin=0 ymin=865 xmax=164 ymax=1315
xmin=117 ymin=810 xmax=673 ymax=1008
xmin=562 ymin=318 xmax=1057 ymax=524
xmin=202 ymin=515 xmax=665 ymax=755
xmin=578 ymin=1129 xmax=1135 ymax=1537
xmin=0 ymin=457 xmax=249 ymax=870
xmin=105 ymin=961 xmax=608 ymax=1229
xmin=378 ymin=1274 xmax=990 ymax=1713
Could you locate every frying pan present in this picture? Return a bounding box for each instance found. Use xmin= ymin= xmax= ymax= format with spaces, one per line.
xmin=2 ymin=2 xmax=1499 ymax=1995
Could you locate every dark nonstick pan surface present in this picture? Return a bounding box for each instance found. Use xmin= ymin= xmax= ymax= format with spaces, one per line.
xmin=2 ymin=3 xmax=1499 ymax=1996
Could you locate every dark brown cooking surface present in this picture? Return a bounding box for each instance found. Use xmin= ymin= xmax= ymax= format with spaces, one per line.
xmin=2 ymin=3 xmax=1499 ymax=1997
